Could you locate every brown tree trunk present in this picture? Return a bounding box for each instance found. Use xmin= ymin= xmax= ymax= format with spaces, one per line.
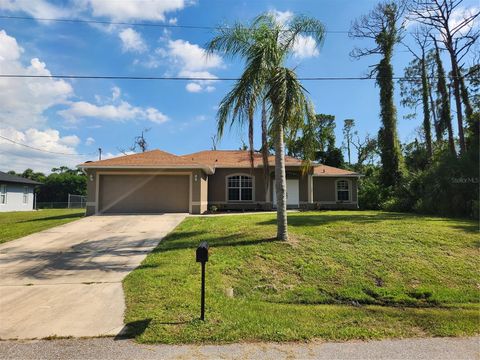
xmin=274 ymin=122 xmax=288 ymax=241
xmin=448 ymin=49 xmax=466 ymax=154
xmin=420 ymin=55 xmax=433 ymax=159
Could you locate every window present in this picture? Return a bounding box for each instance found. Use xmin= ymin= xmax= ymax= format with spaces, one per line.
xmin=336 ymin=180 xmax=350 ymax=201
xmin=0 ymin=184 xmax=6 ymax=205
xmin=23 ymin=186 xmax=29 ymax=204
xmin=227 ymin=175 xmax=253 ymax=201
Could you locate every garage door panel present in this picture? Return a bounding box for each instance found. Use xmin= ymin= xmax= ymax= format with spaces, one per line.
xmin=99 ymin=175 xmax=189 ymax=213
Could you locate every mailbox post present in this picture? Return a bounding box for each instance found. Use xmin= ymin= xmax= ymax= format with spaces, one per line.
xmin=196 ymin=241 xmax=209 ymax=321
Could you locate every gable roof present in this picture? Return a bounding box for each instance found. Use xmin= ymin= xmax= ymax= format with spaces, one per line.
xmin=182 ymin=150 xmax=303 ymax=168
xmin=78 ymin=150 xmax=214 ymax=174
xmin=313 ymin=164 xmax=360 ymax=177
xmin=0 ymin=171 xmax=42 ymax=185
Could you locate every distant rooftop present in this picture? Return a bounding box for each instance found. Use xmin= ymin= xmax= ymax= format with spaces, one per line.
xmin=0 ymin=171 xmax=43 ymax=185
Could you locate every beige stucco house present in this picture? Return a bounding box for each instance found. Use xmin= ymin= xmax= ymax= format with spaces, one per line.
xmin=78 ymin=149 xmax=360 ymax=215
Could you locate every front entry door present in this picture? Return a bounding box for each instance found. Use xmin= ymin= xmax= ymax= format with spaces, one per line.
xmin=273 ymin=179 xmax=300 ymax=207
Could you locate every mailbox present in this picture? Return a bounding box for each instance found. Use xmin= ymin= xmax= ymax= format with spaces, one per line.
xmin=196 ymin=241 xmax=209 ymax=263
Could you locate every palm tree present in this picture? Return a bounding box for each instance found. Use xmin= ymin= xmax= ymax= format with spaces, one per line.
xmin=207 ymin=13 xmax=325 ymax=240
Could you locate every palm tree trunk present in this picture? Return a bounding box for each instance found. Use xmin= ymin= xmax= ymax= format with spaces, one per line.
xmin=274 ymin=122 xmax=288 ymax=241
xmin=261 ymin=101 xmax=270 ymax=209
xmin=248 ymin=108 xmax=255 ymax=173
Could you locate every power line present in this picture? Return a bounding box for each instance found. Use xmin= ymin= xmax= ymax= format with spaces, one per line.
xmin=0 ymin=74 xmax=434 ymax=81
xmin=0 ymin=15 xmax=350 ymax=33
xmin=0 ymin=134 xmax=94 ymax=156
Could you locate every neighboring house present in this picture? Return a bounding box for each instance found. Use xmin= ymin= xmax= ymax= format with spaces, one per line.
xmin=78 ymin=149 xmax=361 ymax=215
xmin=0 ymin=171 xmax=42 ymax=212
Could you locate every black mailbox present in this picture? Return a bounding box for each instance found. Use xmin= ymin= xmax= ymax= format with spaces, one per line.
xmin=196 ymin=241 xmax=209 ymax=263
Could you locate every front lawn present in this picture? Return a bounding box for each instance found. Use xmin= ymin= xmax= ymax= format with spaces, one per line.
xmin=123 ymin=211 xmax=479 ymax=343
xmin=0 ymin=209 xmax=85 ymax=244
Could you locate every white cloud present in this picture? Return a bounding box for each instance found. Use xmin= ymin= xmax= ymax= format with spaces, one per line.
xmin=157 ymin=39 xmax=223 ymax=93
xmin=0 ymin=0 xmax=71 ymax=19
xmin=85 ymin=137 xmax=95 ymax=146
xmin=449 ymin=6 xmax=479 ymax=34
xmin=292 ymin=35 xmax=320 ymax=59
xmin=271 ymin=10 xmax=293 ymax=25
xmin=119 ymin=28 xmax=147 ymax=53
xmin=271 ymin=9 xmax=320 ymax=59
xmin=1 ymin=0 xmax=191 ymax=22
xmin=59 ymin=87 xmax=169 ymax=124
xmin=0 ymin=126 xmax=85 ymax=173
xmin=0 ymin=30 xmax=73 ymax=129
xmin=80 ymin=0 xmax=188 ymax=21
xmin=167 ymin=39 xmax=223 ymax=71
xmin=186 ymin=82 xmax=202 ymax=93
xmin=101 ymin=150 xmax=135 ymax=160
xmin=111 ymin=86 xmax=121 ymax=101
xmin=168 ymin=17 xmax=178 ymax=25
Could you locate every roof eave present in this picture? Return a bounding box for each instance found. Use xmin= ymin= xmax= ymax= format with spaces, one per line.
xmin=77 ymin=164 xmax=215 ymax=175
xmin=313 ymin=174 xmax=362 ymax=177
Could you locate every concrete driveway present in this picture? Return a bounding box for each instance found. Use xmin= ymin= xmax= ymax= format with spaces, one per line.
xmin=0 ymin=213 xmax=187 ymax=340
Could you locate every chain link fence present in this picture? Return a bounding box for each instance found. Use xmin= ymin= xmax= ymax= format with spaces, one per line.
xmin=36 ymin=194 xmax=87 ymax=209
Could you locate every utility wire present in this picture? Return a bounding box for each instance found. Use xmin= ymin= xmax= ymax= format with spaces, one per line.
xmin=0 ymin=134 xmax=95 ymax=156
xmin=0 ymin=74 xmax=435 ymax=81
xmin=0 ymin=15 xmax=351 ymax=33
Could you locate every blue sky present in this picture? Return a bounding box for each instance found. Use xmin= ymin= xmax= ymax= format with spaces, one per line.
xmin=0 ymin=0 xmax=477 ymax=172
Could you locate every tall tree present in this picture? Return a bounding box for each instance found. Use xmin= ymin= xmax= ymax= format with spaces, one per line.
xmin=283 ymin=113 xmax=345 ymax=168
xmin=460 ymin=66 xmax=479 ymax=149
xmin=342 ymin=119 xmax=355 ymax=164
xmin=433 ymin=38 xmax=456 ymax=155
xmin=207 ymin=13 xmax=325 ymax=240
xmin=350 ymin=1 xmax=405 ymax=187
xmin=409 ymin=0 xmax=479 ymax=154
xmin=400 ymin=27 xmax=434 ymax=159
xmin=353 ymin=133 xmax=379 ymax=166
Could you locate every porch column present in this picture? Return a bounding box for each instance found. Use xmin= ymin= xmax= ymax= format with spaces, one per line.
xmin=308 ymin=174 xmax=313 ymax=203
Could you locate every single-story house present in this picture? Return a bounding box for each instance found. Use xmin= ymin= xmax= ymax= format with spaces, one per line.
xmin=0 ymin=171 xmax=41 ymax=212
xmin=78 ymin=149 xmax=361 ymax=215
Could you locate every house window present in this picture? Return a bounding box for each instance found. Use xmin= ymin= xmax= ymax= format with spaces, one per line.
xmin=0 ymin=184 xmax=6 ymax=205
xmin=227 ymin=175 xmax=253 ymax=201
xmin=23 ymin=186 xmax=29 ymax=204
xmin=336 ymin=180 xmax=350 ymax=201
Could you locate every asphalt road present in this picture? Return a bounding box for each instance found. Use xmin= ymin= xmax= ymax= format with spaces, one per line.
xmin=0 ymin=336 xmax=478 ymax=360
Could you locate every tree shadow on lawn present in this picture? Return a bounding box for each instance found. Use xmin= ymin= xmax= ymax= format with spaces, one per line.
xmin=257 ymin=212 xmax=408 ymax=227
xmin=152 ymin=231 xmax=279 ymax=254
xmin=256 ymin=212 xmax=478 ymax=234
xmin=19 ymin=212 xmax=84 ymax=222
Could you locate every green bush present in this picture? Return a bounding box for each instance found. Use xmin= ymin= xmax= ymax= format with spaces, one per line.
xmin=355 ymin=146 xmax=479 ymax=219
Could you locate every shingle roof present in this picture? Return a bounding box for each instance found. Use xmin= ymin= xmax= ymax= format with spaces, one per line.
xmin=182 ymin=150 xmax=303 ymax=168
xmin=0 ymin=171 xmax=42 ymax=185
xmin=77 ymin=149 xmax=359 ymax=176
xmin=78 ymin=149 xmax=213 ymax=173
xmin=313 ymin=164 xmax=359 ymax=177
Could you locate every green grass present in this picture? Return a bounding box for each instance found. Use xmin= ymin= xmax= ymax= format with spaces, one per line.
xmin=123 ymin=211 xmax=480 ymax=343
xmin=0 ymin=209 xmax=85 ymax=244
